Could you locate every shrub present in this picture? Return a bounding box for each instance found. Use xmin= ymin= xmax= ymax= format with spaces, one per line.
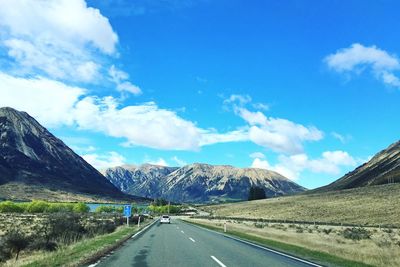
xmin=254 ymin=222 xmax=264 ymax=228
xmin=28 ymin=238 xmax=58 ymax=252
xmin=342 ymin=227 xmax=371 ymax=240
xmin=95 ymin=205 xmax=119 ymax=213
xmin=0 ymin=201 xmax=25 ymax=213
xmin=296 ymin=227 xmax=304 ymax=233
xmin=86 ymin=221 xmax=116 ymax=236
xmin=0 ymin=238 xmax=12 ymax=262
xmin=2 ymin=229 xmax=30 ymax=260
xmin=323 ymin=228 xmax=333 ymax=235
xmin=26 ymin=200 xmax=50 ymax=213
xmin=73 ymin=203 xmax=90 ymax=213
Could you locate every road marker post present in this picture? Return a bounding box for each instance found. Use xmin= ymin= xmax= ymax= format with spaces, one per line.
xmin=224 ymin=222 xmax=227 ymax=233
xmin=138 ymin=216 xmax=141 ymax=228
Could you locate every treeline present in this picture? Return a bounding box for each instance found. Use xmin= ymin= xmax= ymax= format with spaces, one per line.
xmin=0 ymin=200 xmax=89 ymax=213
xmin=148 ymin=204 xmax=181 ymax=214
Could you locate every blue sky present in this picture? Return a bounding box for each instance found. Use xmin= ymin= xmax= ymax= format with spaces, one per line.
xmin=1 ymin=0 xmax=399 ymax=189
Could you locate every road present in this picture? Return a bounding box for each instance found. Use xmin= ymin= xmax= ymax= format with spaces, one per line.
xmin=93 ymin=218 xmax=319 ymax=267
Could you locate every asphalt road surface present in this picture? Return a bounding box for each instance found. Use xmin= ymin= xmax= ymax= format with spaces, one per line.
xmin=93 ymin=218 xmax=320 ymax=267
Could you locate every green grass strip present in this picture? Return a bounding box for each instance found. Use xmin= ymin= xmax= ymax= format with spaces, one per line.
xmin=22 ymin=221 xmax=153 ymax=267
xmin=183 ymin=220 xmax=373 ymax=267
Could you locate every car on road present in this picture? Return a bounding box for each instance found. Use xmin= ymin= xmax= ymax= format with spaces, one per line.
xmin=160 ymin=215 xmax=171 ymax=224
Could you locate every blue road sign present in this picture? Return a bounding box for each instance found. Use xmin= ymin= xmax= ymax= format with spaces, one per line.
xmin=123 ymin=205 xmax=131 ymax=217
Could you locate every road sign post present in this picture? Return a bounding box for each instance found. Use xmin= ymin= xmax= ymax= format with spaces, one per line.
xmin=123 ymin=205 xmax=132 ymax=227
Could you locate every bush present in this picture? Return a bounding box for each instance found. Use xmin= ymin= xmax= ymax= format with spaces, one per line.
xmin=0 ymin=239 xmax=12 ymax=262
xmin=2 ymin=229 xmax=30 ymax=260
xmin=26 ymin=200 xmax=50 ymax=213
xmin=73 ymin=203 xmax=90 ymax=213
xmin=95 ymin=205 xmax=121 ymax=213
xmin=342 ymin=227 xmax=371 ymax=240
xmin=323 ymin=228 xmax=333 ymax=235
xmin=0 ymin=201 xmax=25 ymax=213
xmin=28 ymin=238 xmax=58 ymax=252
xmin=86 ymin=221 xmax=116 ymax=236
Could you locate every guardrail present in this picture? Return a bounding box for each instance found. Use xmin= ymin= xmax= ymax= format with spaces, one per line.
xmin=191 ymin=215 xmax=400 ymax=229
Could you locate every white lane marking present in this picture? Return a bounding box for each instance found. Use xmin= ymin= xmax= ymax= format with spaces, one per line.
xmin=189 ymin=237 xmax=196 ymax=242
xmin=177 ymin=226 xmax=179 ymax=229
xmin=211 ymin=256 xmax=227 ymax=267
xmin=183 ymin=221 xmax=322 ymax=267
xmin=181 ymin=230 xmax=185 ymax=234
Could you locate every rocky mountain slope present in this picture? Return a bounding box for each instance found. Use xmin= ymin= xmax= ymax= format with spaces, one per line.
xmin=317 ymin=140 xmax=400 ymax=191
xmin=102 ymin=164 xmax=178 ymax=198
xmin=104 ymin=163 xmax=306 ymax=203
xmin=0 ymin=107 xmax=131 ymax=201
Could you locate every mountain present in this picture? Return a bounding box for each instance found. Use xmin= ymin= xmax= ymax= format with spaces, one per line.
xmin=0 ymin=107 xmax=132 ymax=201
xmin=317 ymin=140 xmax=400 ymax=192
xmin=104 ymin=163 xmax=306 ymax=203
xmin=102 ymin=164 xmax=178 ymax=198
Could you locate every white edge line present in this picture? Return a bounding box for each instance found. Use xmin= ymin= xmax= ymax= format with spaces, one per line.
xmin=183 ymin=220 xmax=322 ymax=267
xmin=189 ymin=237 xmax=196 ymax=242
xmin=211 ymin=256 xmax=227 ymax=267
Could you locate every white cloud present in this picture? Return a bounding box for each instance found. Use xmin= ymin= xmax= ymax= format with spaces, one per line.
xmin=0 ymin=0 xmax=118 ymax=54
xmin=225 ymin=95 xmax=324 ymax=155
xmin=251 ymin=158 xmax=271 ymax=169
xmin=148 ymin=158 xmax=168 ymax=166
xmin=108 ymin=65 xmax=142 ymax=95
xmin=0 ymin=72 xmax=85 ymax=127
xmin=252 ymin=102 xmax=269 ymax=111
xmin=223 ymin=94 xmax=252 ymax=106
xmin=0 ymin=72 xmax=248 ymax=151
xmin=249 ymin=152 xmax=266 ymax=159
xmin=244 ymin=110 xmax=323 ymax=154
xmin=325 ymin=43 xmax=400 ymax=87
xmin=331 ymin=132 xmax=352 ymax=144
xmin=250 ymin=150 xmax=357 ymax=180
xmin=82 ymin=151 xmax=126 ymax=170
xmin=171 ymin=156 xmax=187 ymax=166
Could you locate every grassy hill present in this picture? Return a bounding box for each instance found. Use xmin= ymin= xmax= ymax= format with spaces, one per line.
xmin=202 ymin=183 xmax=400 ymax=227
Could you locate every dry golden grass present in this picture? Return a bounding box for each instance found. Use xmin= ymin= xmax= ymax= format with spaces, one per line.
xmin=187 ymin=218 xmax=400 ymax=267
xmin=202 ymin=184 xmax=400 ymax=227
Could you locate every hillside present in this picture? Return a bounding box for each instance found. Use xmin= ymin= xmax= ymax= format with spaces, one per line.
xmin=103 ymin=164 xmax=178 ymax=198
xmin=317 ymin=140 xmax=400 ymax=192
xmin=0 ymin=107 xmax=135 ymax=202
xmin=201 ymin=183 xmax=400 ymax=226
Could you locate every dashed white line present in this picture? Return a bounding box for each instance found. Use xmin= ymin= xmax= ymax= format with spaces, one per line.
xmin=181 ymin=230 xmax=185 ymax=234
xmin=211 ymin=256 xmax=227 ymax=267
xmin=189 ymin=237 xmax=195 ymax=242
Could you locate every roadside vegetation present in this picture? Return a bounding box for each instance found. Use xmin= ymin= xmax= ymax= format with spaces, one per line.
xmin=147 ymin=198 xmax=182 ymax=214
xmin=0 ymin=200 xmax=90 ymax=214
xmin=185 ymin=218 xmax=400 ymax=267
xmin=0 ymin=200 xmax=153 ymax=265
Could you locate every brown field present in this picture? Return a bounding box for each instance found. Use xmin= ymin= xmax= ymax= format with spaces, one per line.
xmin=201 ymin=183 xmax=400 ymax=227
